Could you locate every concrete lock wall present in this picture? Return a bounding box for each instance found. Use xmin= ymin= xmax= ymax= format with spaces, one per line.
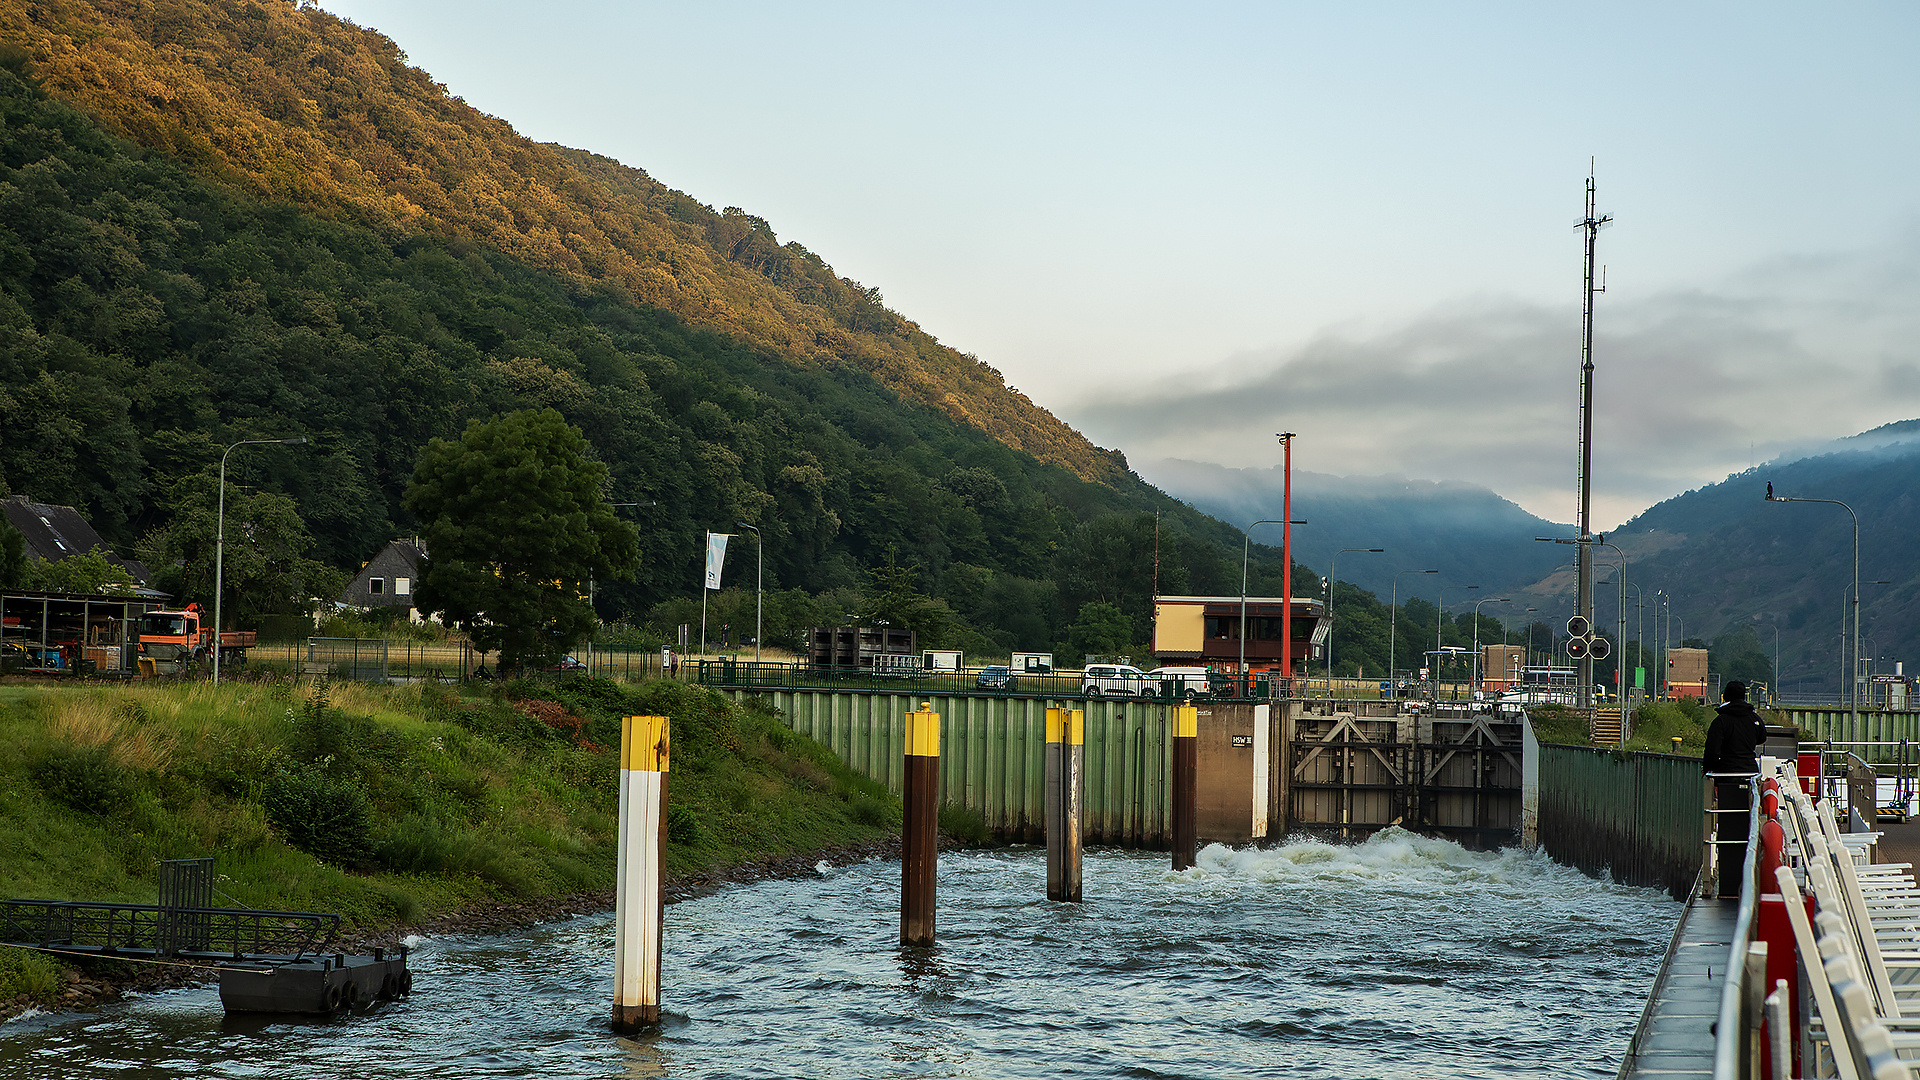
xmin=730 ymin=689 xmax=1521 ymax=847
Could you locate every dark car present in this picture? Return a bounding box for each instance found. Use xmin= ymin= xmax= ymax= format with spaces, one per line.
xmin=975 ymin=665 xmax=1016 ymax=690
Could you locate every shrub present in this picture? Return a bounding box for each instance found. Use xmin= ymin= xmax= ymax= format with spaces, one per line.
xmin=263 ymin=768 xmax=375 ymax=868
xmin=34 ymin=744 xmax=131 ymax=815
xmin=938 ymin=802 xmax=992 ymax=847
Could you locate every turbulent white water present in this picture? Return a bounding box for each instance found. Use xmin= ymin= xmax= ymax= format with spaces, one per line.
xmin=1 ymin=830 xmax=1679 ymax=1078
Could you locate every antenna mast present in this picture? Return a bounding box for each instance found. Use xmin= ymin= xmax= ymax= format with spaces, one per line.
xmin=1576 ymin=164 xmax=1611 ymax=709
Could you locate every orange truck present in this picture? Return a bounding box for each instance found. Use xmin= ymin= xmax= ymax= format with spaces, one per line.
xmin=135 ymin=603 xmax=257 ymax=671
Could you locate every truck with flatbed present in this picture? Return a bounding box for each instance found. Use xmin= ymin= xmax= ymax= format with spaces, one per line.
xmin=136 ymin=603 xmax=256 ymax=672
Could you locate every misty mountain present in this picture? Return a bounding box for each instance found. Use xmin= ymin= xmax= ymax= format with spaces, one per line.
xmin=1585 ymin=419 xmax=1920 ymax=696
xmin=1136 ymin=458 xmax=1574 ymax=605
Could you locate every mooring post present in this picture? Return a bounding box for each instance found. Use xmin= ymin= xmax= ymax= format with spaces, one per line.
xmin=1172 ymin=703 xmax=1198 ymax=871
xmin=613 ymin=714 xmax=669 ymax=1034
xmin=1046 ymin=706 xmax=1085 ymax=901
xmin=902 ymin=701 xmax=940 ymax=946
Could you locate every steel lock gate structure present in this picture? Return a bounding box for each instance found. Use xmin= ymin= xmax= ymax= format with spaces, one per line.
xmin=1289 ymin=710 xmax=1522 ymax=847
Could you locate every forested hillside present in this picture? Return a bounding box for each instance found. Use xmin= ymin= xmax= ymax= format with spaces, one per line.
xmin=0 ymin=52 xmax=1315 ymax=659
xmin=0 ymin=0 xmax=1117 ymax=483
xmin=1595 ymin=421 xmax=1920 ymax=697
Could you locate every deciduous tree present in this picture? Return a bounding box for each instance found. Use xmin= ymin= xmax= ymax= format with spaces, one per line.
xmin=406 ymin=408 xmax=639 ymax=672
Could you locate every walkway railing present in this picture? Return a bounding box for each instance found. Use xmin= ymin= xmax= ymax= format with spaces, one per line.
xmin=0 ymin=899 xmax=338 ymax=960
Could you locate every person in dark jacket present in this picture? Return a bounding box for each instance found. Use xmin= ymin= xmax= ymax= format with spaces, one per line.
xmin=1703 ymin=680 xmax=1767 ymax=898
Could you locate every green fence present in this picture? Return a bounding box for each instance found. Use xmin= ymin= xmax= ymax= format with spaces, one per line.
xmin=1537 ymin=743 xmax=1704 ymax=899
xmin=1775 ymin=708 xmax=1920 ymax=764
xmin=726 ymin=689 xmax=1174 ymax=847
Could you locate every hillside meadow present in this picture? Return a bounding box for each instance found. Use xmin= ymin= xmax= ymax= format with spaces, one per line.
xmin=0 ymin=673 xmax=898 ymax=1008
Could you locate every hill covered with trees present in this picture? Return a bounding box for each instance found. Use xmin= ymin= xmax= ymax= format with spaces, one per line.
xmin=0 ymin=0 xmax=1117 ymax=485
xmin=0 ymin=30 xmax=1323 ymax=662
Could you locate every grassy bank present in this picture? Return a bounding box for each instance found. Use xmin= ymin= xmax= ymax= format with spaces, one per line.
xmin=1529 ymin=699 xmax=1794 ymax=753
xmin=0 ymin=674 xmax=898 ymax=1009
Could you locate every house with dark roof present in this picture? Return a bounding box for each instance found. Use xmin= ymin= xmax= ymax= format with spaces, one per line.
xmin=2 ymin=495 xmax=150 ymax=586
xmin=340 ymin=539 xmax=427 ymax=615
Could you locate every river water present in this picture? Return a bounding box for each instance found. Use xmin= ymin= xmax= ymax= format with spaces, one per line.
xmin=2 ymin=830 xmax=1679 ymax=1079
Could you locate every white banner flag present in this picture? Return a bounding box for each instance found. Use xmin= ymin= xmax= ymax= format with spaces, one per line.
xmin=704 ymin=533 xmax=732 ymax=590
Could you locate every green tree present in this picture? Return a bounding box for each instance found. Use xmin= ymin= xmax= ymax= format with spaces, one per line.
xmin=406 ymin=409 xmax=640 ymax=672
xmin=1066 ymin=601 xmax=1133 ymax=665
xmin=21 ymin=547 xmax=136 ymax=595
xmin=0 ymin=516 xmax=26 ymax=588
xmin=135 ymin=472 xmax=341 ymax=625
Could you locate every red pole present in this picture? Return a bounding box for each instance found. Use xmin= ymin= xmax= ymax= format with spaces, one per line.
xmin=1280 ymin=433 xmax=1295 ymax=679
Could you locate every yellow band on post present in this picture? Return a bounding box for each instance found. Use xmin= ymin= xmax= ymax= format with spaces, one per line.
xmin=1046 ymin=707 xmax=1065 ymax=745
xmin=906 ymin=709 xmax=940 ymax=758
xmin=1068 ymin=709 xmax=1084 ymax=746
xmin=622 ymin=715 xmax=671 ymax=772
xmin=1173 ymin=705 xmax=1198 ymax=739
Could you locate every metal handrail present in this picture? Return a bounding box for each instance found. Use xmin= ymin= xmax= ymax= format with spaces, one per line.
xmin=0 ymin=899 xmax=338 ymax=959
xmin=1710 ymin=776 xmax=1762 ymax=1080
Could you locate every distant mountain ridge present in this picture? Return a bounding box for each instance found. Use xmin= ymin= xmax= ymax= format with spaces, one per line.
xmin=0 ymin=0 xmax=1124 ymax=484
xmin=1147 ymin=417 xmax=1920 ymax=696
xmin=1137 ymin=457 xmax=1573 ymax=602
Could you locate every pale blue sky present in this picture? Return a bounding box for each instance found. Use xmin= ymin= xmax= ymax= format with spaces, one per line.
xmin=321 ymin=1 xmax=1920 ymax=526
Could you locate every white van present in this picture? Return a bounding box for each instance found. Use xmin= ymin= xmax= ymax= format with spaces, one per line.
xmin=1082 ymin=663 xmax=1153 ymax=697
xmin=1148 ymin=666 xmax=1210 ymax=698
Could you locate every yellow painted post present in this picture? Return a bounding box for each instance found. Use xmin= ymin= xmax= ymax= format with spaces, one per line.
xmin=1046 ymin=707 xmax=1086 ymax=901
xmin=612 ymin=715 xmax=669 ymax=1033
xmin=1172 ymin=704 xmax=1198 ymax=870
xmin=902 ymin=702 xmax=941 ymax=945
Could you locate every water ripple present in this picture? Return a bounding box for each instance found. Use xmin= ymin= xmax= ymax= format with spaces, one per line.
xmin=0 ymin=830 xmax=1675 ymax=1079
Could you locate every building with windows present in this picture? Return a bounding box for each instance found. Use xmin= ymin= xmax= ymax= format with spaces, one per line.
xmin=339 ymin=539 xmax=426 ymax=616
xmin=1151 ymin=594 xmax=1327 ymax=675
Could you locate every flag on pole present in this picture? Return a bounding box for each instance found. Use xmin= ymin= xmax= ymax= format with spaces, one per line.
xmin=704 ymin=533 xmax=732 ymax=590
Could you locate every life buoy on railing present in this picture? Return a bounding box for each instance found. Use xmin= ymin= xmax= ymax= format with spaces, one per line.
xmin=1762 ymin=789 xmax=1781 ymax=819
xmin=1758 ymin=818 xmax=1788 ymax=892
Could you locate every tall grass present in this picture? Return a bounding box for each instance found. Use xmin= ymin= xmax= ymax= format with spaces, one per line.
xmin=0 ymin=674 xmax=898 ymax=1007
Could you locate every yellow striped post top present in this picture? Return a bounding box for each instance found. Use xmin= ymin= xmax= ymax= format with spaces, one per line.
xmin=1172 ymin=705 xmax=1198 ymax=739
xmin=621 ymin=715 xmax=671 ymax=773
xmin=1046 ymin=708 xmax=1085 ymax=746
xmin=906 ymin=704 xmax=940 ymax=758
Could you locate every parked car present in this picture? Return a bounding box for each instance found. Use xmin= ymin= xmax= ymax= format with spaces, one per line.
xmin=1082 ymin=663 xmax=1154 ymax=697
xmin=975 ymin=665 xmax=1017 ymax=690
xmin=543 ymin=654 xmax=586 ymax=672
xmin=1148 ymin=666 xmax=1209 ymax=699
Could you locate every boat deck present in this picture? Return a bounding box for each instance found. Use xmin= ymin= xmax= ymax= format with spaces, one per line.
xmin=1622 ymin=897 xmax=1739 ymax=1079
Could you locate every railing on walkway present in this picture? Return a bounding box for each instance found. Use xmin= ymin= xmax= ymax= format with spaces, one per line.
xmin=0 ymin=899 xmax=338 ymax=960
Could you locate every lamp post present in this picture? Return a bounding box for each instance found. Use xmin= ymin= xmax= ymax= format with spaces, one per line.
xmin=737 ymin=523 xmax=762 ymax=663
xmin=1767 ymin=483 xmax=1859 ymax=740
xmin=1325 ymin=547 xmax=1384 ymax=676
xmin=1387 ymin=569 xmax=1437 ymax=698
xmin=1240 ymin=518 xmax=1304 ymax=686
xmin=1437 ymin=584 xmax=1478 ymax=695
xmin=214 ymin=436 xmax=307 ymax=686
xmin=1522 ymin=607 xmax=1540 ymax=674
xmin=1471 ymin=596 xmax=1511 ymax=692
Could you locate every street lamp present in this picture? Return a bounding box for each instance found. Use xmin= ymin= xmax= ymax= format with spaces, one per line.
xmin=1437 ymin=584 xmax=1478 ymax=694
xmin=738 ymin=523 xmax=763 ymax=663
xmin=1387 ymin=569 xmax=1437 ymax=698
xmin=214 ymin=436 xmax=307 ymax=686
xmin=1239 ymin=518 xmax=1304 ymax=684
xmin=1767 ymin=483 xmax=1859 ymax=739
xmin=1325 ymin=547 xmax=1383 ymax=676
xmin=1471 ymin=596 xmax=1511 ymax=692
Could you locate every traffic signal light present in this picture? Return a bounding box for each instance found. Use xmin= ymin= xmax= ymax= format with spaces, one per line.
xmin=1566 ymin=637 xmax=1588 ymax=659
